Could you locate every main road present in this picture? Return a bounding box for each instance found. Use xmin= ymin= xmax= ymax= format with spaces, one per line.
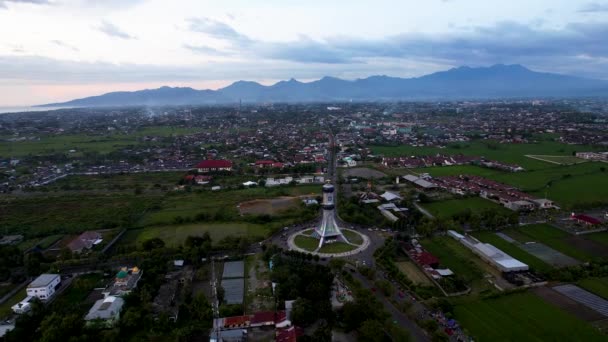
xmin=327 ymin=130 xmax=429 ymax=342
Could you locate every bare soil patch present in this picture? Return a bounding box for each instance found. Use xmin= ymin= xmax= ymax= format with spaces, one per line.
xmin=238 ymin=197 xmax=299 ymax=215
xmin=342 ymin=167 xmax=387 ymax=179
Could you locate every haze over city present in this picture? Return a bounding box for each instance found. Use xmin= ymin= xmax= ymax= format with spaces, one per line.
xmin=1 ymin=0 xmax=608 ymax=105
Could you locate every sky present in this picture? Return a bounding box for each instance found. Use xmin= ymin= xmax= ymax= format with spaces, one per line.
xmin=0 ymin=0 xmax=607 ymax=106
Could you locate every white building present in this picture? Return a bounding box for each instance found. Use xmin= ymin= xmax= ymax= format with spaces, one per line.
xmin=448 ymin=230 xmax=528 ymax=272
xmin=27 ymin=274 xmax=61 ymax=301
xmin=85 ymin=296 xmax=125 ymax=327
xmin=11 ymin=296 xmax=35 ymax=314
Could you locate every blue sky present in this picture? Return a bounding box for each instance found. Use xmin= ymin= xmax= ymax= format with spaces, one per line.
xmin=0 ymin=0 xmax=607 ymax=105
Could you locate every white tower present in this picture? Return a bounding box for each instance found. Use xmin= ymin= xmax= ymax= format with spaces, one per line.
xmin=313 ymin=183 xmax=348 ymax=249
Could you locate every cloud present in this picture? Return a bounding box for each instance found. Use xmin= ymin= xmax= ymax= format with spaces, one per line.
xmin=186 ymin=17 xmax=250 ymax=44
xmin=578 ymin=2 xmax=608 ymax=13
xmin=51 ymin=39 xmax=79 ymax=52
xmin=182 ymin=44 xmax=229 ymax=56
xmin=0 ymin=0 xmax=49 ymax=8
xmin=97 ymin=20 xmax=136 ymax=40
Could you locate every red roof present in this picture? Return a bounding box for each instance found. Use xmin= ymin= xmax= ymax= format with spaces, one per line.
xmin=196 ymin=159 xmax=232 ymax=168
xmin=571 ymin=214 xmax=602 ymax=225
xmin=276 ymin=326 xmax=303 ymax=342
xmin=223 ymin=315 xmax=250 ymax=327
xmin=251 ymin=311 xmax=276 ymax=324
xmin=416 ymin=252 xmax=440 ymax=266
xmin=255 ymin=160 xmax=275 ymax=165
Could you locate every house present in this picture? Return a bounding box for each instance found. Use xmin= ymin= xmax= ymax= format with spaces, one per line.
xmin=571 ymin=213 xmax=602 ymax=226
xmin=67 ymin=231 xmax=103 ymax=254
xmin=195 ymin=175 xmax=213 ymax=184
xmin=196 ymin=160 xmax=233 ymax=173
xmin=103 ymin=267 xmax=143 ymax=297
xmin=0 ymin=234 xmax=23 ymax=245
xmin=27 ymin=274 xmax=61 ymax=301
xmin=12 ymin=296 xmax=35 ymax=314
xmin=84 ymin=296 xmax=124 ymax=327
xmin=254 ymin=160 xmax=284 ymax=169
xmin=380 ymin=191 xmax=402 ymax=202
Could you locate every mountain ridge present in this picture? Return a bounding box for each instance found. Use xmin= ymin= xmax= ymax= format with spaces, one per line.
xmin=40 ymin=64 xmax=608 ymax=107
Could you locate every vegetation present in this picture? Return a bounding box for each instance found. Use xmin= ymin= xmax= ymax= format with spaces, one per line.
xmin=454 ymin=292 xmax=605 ymax=341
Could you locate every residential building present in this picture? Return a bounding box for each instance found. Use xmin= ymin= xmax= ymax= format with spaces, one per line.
xmin=196 ymin=160 xmax=233 ymax=173
xmin=84 ymin=296 xmax=124 ymax=327
xmin=27 ymin=274 xmax=61 ymax=301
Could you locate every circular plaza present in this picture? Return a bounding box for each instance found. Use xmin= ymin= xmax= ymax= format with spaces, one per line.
xmin=287 ymin=228 xmax=370 ymax=257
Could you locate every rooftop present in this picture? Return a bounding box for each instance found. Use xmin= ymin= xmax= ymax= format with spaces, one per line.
xmin=28 ymin=274 xmax=60 ymax=288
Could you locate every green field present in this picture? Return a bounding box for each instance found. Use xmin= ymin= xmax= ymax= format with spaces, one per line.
xmin=294 ymin=235 xmax=319 ymax=251
xmin=371 ymin=140 xmax=602 ymax=170
xmin=507 ymin=224 xmax=594 ymax=261
xmin=318 ymin=242 xmax=357 ymax=254
xmin=0 ymin=126 xmax=202 ymax=156
xmin=421 ymin=237 xmax=488 ymax=288
xmin=342 ymin=229 xmax=364 ymax=245
xmin=455 ymin=292 xmax=605 ymax=341
xmin=138 ymin=185 xmax=319 ymax=227
xmin=416 ymin=162 xmax=608 ymax=209
xmin=124 ymin=223 xmax=270 ymax=247
xmin=0 ymin=288 xmax=26 ymax=319
xmin=421 ymin=197 xmax=509 ymax=219
xmin=411 ymin=165 xmax=503 ymax=178
xmin=472 ymin=231 xmax=553 ymax=273
xmin=526 ymin=155 xmax=587 ymax=165
xmin=42 ymin=172 xmax=184 ymax=191
xmin=1 ymin=194 xmax=161 ymax=236
xmin=577 ymin=277 xmax=608 ymax=299
xmin=586 ymin=232 xmax=608 ymax=247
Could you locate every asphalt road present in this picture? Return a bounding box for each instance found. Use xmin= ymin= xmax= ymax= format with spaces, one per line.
xmin=352 ymin=272 xmax=429 ymax=342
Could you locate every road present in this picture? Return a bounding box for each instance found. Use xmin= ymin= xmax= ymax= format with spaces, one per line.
xmin=414 ymin=202 xmax=435 ymax=219
xmin=352 ymin=272 xmax=429 ymax=342
xmin=328 ymin=130 xmax=428 ymax=341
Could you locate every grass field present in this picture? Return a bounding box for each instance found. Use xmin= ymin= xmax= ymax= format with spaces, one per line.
xmin=318 ymin=242 xmax=357 ymax=254
xmin=294 ymin=235 xmax=319 ymax=251
xmin=0 ymin=126 xmax=201 ymax=156
xmin=586 ymin=232 xmax=608 ymax=247
xmin=0 ymin=288 xmax=26 ymax=319
xmin=421 ymin=197 xmax=509 ymax=219
xmin=125 ymin=223 xmax=270 ymax=247
xmin=526 ymin=155 xmax=587 ymax=165
xmin=371 ymin=140 xmax=602 ymax=170
xmin=507 ymin=224 xmax=594 ymax=261
xmin=421 ymin=237 xmax=496 ymax=294
xmin=43 ymin=172 xmax=184 ymax=191
xmin=1 ymin=193 xmax=161 ymax=236
xmin=342 ymin=229 xmax=364 ymax=245
xmin=395 ymin=261 xmax=432 ymax=285
xmin=416 ymin=161 xmax=608 ymax=209
xmin=139 ymin=185 xmax=319 ymax=227
xmin=472 ymin=231 xmax=553 ymax=273
xmin=577 ymin=277 xmax=608 ymax=300
xmin=454 ymin=292 xmax=605 ymax=341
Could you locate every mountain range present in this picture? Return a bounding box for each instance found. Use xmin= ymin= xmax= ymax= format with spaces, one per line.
xmin=41 ymin=64 xmax=608 ymax=107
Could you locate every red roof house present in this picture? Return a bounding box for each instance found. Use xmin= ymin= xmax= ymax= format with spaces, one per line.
xmin=195 ymin=159 xmax=232 ymax=173
xmin=571 ymin=213 xmax=602 ymax=225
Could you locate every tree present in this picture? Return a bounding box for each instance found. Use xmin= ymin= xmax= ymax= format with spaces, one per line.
xmin=291 ymin=298 xmax=316 ymax=326
xmin=142 ymin=237 xmax=165 ymax=251
xmin=358 ymin=320 xmax=385 ymax=342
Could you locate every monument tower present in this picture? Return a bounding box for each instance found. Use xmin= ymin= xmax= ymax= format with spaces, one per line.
xmin=313 ymin=183 xmax=349 ymax=249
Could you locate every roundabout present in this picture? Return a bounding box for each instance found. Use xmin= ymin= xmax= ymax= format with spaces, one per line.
xmin=288 ymin=228 xmax=370 ymax=257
